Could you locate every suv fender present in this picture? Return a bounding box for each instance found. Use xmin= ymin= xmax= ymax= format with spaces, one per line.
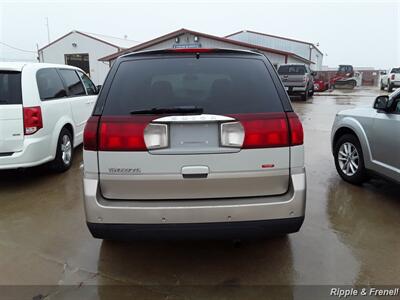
xmin=332 ymin=117 xmax=373 ymax=169
xmin=50 ymin=116 xmax=76 ymax=159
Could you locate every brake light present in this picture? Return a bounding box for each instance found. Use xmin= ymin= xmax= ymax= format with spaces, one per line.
xmin=170 ymin=48 xmax=214 ymax=53
xmin=232 ymin=113 xmax=289 ymax=148
xmin=391 ymin=74 xmax=395 ymax=80
xmin=287 ymin=112 xmax=304 ymax=146
xmin=23 ymin=106 xmax=43 ymax=135
xmin=83 ymin=116 xmax=99 ymax=150
xmin=98 ymin=116 xmax=156 ymax=151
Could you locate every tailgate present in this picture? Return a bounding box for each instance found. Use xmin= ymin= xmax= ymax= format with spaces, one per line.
xmin=0 ymin=71 xmax=24 ymax=153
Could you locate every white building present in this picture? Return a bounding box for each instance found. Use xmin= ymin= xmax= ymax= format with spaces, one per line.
xmin=38 ymin=30 xmax=139 ymax=85
xmin=226 ymin=30 xmax=323 ymax=70
xmin=100 ymin=28 xmax=315 ymax=68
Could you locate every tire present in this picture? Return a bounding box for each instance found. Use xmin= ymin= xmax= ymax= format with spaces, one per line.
xmin=387 ymin=81 xmax=393 ymax=92
xmin=309 ymin=85 xmax=314 ymax=97
xmin=50 ymin=128 xmax=73 ymax=172
xmin=380 ymin=81 xmax=384 ymax=91
xmin=333 ymin=134 xmax=368 ymax=185
xmin=301 ymin=88 xmax=308 ymax=101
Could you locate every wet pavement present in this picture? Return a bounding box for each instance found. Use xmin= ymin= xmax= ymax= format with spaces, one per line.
xmin=0 ymin=87 xmax=399 ymax=299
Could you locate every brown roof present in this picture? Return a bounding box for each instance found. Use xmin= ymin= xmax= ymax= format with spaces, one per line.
xmin=225 ymin=30 xmax=323 ymax=55
xmin=38 ymin=30 xmax=137 ymax=52
xmin=99 ymin=28 xmax=313 ymax=64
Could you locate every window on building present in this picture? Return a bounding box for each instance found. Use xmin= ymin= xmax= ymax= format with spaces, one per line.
xmin=36 ymin=68 xmax=67 ymax=101
xmin=65 ymin=53 xmax=90 ymax=75
xmin=58 ymin=69 xmax=86 ymax=96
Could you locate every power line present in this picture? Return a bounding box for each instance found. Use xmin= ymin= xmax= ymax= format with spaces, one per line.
xmin=0 ymin=41 xmax=37 ymax=53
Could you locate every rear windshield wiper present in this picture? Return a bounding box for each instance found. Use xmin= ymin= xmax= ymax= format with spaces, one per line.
xmin=130 ymin=106 xmax=203 ymax=115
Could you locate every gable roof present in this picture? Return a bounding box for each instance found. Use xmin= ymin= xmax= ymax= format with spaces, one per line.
xmin=99 ymin=28 xmax=313 ymax=64
xmin=226 ymin=30 xmax=323 ymax=55
xmin=38 ymin=30 xmax=139 ymax=52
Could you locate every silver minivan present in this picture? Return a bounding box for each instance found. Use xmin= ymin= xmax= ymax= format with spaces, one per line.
xmin=82 ymin=49 xmax=306 ymax=240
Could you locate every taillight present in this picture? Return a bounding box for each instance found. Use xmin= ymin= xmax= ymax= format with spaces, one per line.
xmin=287 ymin=112 xmax=304 ymax=146
xmin=232 ymin=113 xmax=289 ymax=149
xmin=220 ymin=122 xmax=245 ymax=147
xmin=83 ymin=116 xmax=99 ymax=151
xmin=98 ymin=116 xmax=156 ymax=151
xmin=23 ymin=106 xmax=43 ymax=135
xmin=144 ymin=123 xmax=168 ymax=150
xmin=391 ymin=74 xmax=395 ymax=80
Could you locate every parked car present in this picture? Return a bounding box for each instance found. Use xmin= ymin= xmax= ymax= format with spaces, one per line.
xmin=277 ymin=63 xmax=316 ymax=101
xmin=380 ymin=67 xmax=400 ymax=92
xmin=0 ymin=62 xmax=98 ymax=171
xmin=331 ymin=89 xmax=400 ymax=185
xmin=82 ymin=48 xmax=306 ymax=240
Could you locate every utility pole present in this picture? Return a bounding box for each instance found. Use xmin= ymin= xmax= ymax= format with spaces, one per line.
xmin=46 ymin=17 xmax=50 ymax=43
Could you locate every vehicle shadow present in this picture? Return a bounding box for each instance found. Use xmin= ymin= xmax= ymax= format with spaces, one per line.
xmin=95 ymin=237 xmax=295 ymax=300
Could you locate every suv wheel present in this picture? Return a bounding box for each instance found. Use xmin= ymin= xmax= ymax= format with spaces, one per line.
xmin=334 ymin=134 xmax=368 ymax=185
xmin=380 ymin=80 xmax=384 ymax=91
xmin=301 ymin=88 xmax=309 ymax=101
xmin=50 ymin=128 xmax=73 ymax=172
xmin=387 ymin=81 xmax=393 ymax=92
xmin=309 ymin=86 xmax=314 ymax=97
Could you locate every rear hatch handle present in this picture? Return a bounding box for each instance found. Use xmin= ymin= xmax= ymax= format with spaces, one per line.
xmin=181 ymin=166 xmax=209 ymax=179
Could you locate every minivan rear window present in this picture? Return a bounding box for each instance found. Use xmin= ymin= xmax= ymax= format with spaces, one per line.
xmin=0 ymin=71 xmax=22 ymax=105
xmin=278 ymin=65 xmax=306 ymax=75
xmin=102 ymin=57 xmax=284 ymax=115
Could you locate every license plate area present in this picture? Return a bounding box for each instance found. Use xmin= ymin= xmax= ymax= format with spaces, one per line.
xmin=149 ymin=122 xmax=239 ymax=155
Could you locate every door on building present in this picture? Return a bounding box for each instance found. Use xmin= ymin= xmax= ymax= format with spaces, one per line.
xmin=65 ymin=54 xmax=90 ymax=75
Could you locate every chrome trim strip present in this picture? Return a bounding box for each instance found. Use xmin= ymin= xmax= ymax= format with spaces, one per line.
xmin=153 ymin=114 xmax=235 ymax=123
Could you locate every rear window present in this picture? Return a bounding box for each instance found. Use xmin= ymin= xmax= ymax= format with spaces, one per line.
xmin=0 ymin=71 xmax=22 ymax=105
xmin=103 ymin=57 xmax=284 ymax=115
xmin=391 ymin=68 xmax=400 ymax=74
xmin=278 ymin=65 xmax=306 ymax=75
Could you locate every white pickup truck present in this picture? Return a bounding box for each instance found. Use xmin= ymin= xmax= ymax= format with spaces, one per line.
xmin=380 ymin=67 xmax=400 ymax=92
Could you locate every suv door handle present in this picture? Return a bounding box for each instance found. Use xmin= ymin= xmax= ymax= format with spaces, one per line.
xmin=181 ymin=166 xmax=209 ymax=179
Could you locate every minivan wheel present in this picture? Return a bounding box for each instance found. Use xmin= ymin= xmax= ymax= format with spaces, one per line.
xmin=334 ymin=134 xmax=368 ymax=185
xmin=50 ymin=128 xmax=73 ymax=172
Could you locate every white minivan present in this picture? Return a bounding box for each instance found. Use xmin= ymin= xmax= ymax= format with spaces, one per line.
xmin=0 ymin=62 xmax=98 ymax=172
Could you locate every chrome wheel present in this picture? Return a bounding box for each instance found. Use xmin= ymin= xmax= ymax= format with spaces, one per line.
xmin=338 ymin=142 xmax=359 ymax=176
xmin=60 ymin=134 xmax=72 ymax=165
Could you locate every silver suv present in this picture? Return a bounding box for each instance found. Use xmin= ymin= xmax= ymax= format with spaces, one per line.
xmin=331 ymin=89 xmax=400 ymax=185
xmin=82 ymin=49 xmax=306 ymax=240
xmin=277 ymin=63 xmax=316 ymax=101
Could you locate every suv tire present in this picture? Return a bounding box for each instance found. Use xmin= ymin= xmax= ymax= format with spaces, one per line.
xmin=334 ymin=134 xmax=368 ymax=185
xmin=301 ymin=88 xmax=309 ymax=101
xmin=387 ymin=81 xmax=393 ymax=92
xmin=50 ymin=128 xmax=73 ymax=172
xmin=380 ymin=80 xmax=385 ymax=91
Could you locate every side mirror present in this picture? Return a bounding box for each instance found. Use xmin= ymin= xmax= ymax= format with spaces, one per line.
xmin=311 ymin=71 xmax=317 ymax=76
xmin=95 ymin=85 xmax=102 ymax=95
xmin=373 ymin=95 xmax=389 ymax=111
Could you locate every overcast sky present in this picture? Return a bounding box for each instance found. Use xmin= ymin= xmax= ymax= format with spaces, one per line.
xmin=0 ymin=0 xmax=399 ymax=68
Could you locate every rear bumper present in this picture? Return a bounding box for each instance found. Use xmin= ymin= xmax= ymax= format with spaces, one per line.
xmin=284 ymin=85 xmax=307 ymax=93
xmin=87 ymin=217 xmax=304 ymax=240
xmin=83 ymin=170 xmax=306 ymax=238
xmin=0 ymin=135 xmax=53 ymax=169
xmin=390 ymin=81 xmax=400 ymax=87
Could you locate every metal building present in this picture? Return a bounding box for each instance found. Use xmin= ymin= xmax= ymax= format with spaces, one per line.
xmin=226 ymin=30 xmax=323 ymax=70
xmin=100 ymin=28 xmax=315 ymax=68
xmin=38 ymin=30 xmax=139 ymax=85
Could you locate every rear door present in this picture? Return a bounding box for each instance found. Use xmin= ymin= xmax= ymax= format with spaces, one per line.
xmin=0 ymin=71 xmax=24 ymax=154
xmin=98 ymin=55 xmax=291 ymax=200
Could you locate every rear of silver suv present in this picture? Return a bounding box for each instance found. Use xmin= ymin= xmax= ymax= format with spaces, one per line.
xmin=83 ymin=49 xmax=306 ymax=239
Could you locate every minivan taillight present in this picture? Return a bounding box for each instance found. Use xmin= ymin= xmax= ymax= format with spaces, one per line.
xmin=83 ymin=116 xmax=100 ymax=151
xmin=98 ymin=116 xmax=155 ymax=151
xmin=287 ymin=112 xmax=304 ymax=146
xmin=23 ymin=106 xmax=43 ymax=135
xmin=234 ymin=113 xmax=289 ymax=148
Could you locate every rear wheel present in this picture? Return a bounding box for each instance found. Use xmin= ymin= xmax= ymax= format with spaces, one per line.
xmin=50 ymin=128 xmax=73 ymax=172
xmin=334 ymin=134 xmax=368 ymax=185
xmin=301 ymin=88 xmax=309 ymax=101
xmin=309 ymin=86 xmax=314 ymax=97
xmin=380 ymin=80 xmax=385 ymax=90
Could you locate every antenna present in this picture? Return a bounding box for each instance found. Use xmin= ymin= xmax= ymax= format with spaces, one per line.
xmin=46 ymin=17 xmax=50 ymax=43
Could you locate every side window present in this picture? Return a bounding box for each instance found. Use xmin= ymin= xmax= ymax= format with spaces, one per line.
xmin=58 ymin=69 xmax=86 ymax=96
xmin=36 ymin=68 xmax=67 ymax=101
xmin=78 ymin=71 xmax=97 ymax=95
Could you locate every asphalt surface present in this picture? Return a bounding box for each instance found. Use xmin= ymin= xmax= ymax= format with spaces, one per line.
xmin=0 ymin=87 xmax=399 ymax=299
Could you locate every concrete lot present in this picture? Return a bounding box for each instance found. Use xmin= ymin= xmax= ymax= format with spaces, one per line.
xmin=0 ymin=87 xmax=399 ymax=299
